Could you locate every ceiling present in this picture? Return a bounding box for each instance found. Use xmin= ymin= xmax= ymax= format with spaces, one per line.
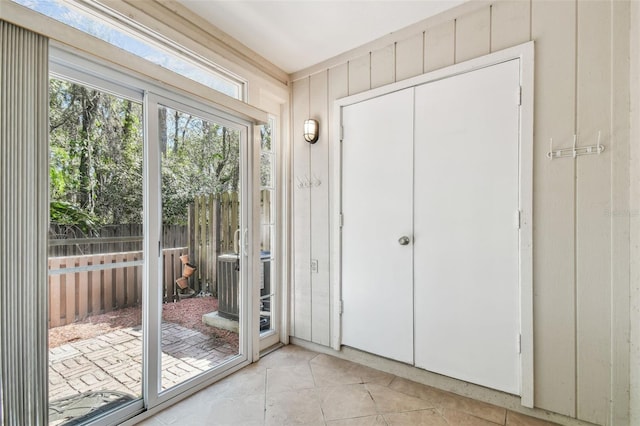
xmin=177 ymin=1 xmax=465 ymax=74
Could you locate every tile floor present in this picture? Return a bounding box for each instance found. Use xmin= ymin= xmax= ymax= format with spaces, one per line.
xmin=137 ymin=345 xmax=557 ymax=426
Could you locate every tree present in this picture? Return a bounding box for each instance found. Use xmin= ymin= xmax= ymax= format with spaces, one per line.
xmin=49 ymin=78 xmax=241 ymax=230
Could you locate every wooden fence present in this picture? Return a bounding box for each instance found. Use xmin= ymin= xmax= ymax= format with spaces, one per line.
xmin=48 ymin=248 xmax=186 ymax=328
xmin=47 ymin=190 xmax=272 ymax=327
xmin=48 ymin=224 xmax=187 ymax=257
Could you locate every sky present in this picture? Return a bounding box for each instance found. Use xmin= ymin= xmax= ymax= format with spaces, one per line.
xmin=14 ymin=0 xmax=240 ymax=98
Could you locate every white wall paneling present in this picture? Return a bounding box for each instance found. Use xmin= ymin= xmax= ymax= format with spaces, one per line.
xmin=292 ymin=78 xmax=312 ymax=340
xmin=309 ymin=72 xmax=330 ymax=346
xmin=629 ymin=3 xmax=640 ymax=424
xmin=530 ymin=0 xmax=576 ymax=417
xmin=490 ymin=0 xmax=531 ymax=52
xmin=454 ymin=7 xmax=491 ymax=63
xmin=610 ymin=4 xmax=631 ymax=424
xmin=424 ymin=20 xmax=455 ymax=73
xmin=575 ymin=1 xmax=612 ymax=424
xmin=348 ymin=53 xmax=371 ymax=95
xmin=291 ymin=0 xmax=632 ymax=423
xmin=395 ymin=33 xmax=424 ymax=81
xmin=370 ymin=44 xmax=395 ymax=89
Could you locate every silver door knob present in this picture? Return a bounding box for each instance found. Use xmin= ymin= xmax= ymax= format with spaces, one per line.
xmin=398 ymin=236 xmax=410 ymax=246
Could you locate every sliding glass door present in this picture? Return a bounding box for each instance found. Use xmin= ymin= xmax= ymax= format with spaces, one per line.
xmin=146 ymin=93 xmax=252 ymax=407
xmin=47 ymin=76 xmax=145 ymax=425
xmin=155 ymin=100 xmax=247 ymax=394
xmin=47 ymin=50 xmax=256 ymax=425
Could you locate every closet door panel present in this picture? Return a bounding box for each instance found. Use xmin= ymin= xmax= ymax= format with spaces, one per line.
xmin=341 ymin=88 xmax=414 ymax=364
xmin=413 ymin=60 xmax=521 ymax=393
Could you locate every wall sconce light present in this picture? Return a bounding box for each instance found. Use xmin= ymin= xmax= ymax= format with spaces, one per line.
xmin=303 ymin=119 xmax=319 ymax=144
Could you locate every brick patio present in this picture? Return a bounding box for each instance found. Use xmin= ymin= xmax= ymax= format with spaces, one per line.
xmin=49 ymin=322 xmax=238 ymax=402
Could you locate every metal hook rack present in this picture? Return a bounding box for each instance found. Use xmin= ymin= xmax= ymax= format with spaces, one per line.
xmin=296 ymin=175 xmax=322 ymax=189
xmin=547 ymin=131 xmax=605 ymax=159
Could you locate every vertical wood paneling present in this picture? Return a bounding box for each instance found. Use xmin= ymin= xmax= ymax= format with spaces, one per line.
xmin=531 ymin=0 xmax=577 ymax=417
xmin=610 ymin=2 xmax=631 ymax=424
xmin=491 ymin=0 xmax=531 ymax=52
xmin=348 ymin=53 xmax=370 ymax=95
xmin=371 ymin=44 xmax=395 ymax=89
xmin=0 ymin=20 xmax=49 ymax=425
xmin=455 ymin=7 xmax=491 ymax=63
xmin=575 ymin=1 xmax=612 ymax=424
xmin=424 ymin=20 xmax=455 ymax=72
xmin=290 ymin=2 xmax=629 ymax=423
xmin=396 ymin=33 xmax=424 ymax=81
xmin=309 ymin=71 xmax=330 ymax=346
xmin=630 ymin=5 xmax=640 ymax=424
xmin=292 ymin=78 xmax=312 ymax=340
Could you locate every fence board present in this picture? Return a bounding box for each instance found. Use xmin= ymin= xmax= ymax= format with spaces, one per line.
xmin=77 ymin=256 xmax=88 ymax=320
xmin=134 ymin=252 xmax=142 ymax=305
xmin=104 ymin=258 xmax=114 ymax=312
xmin=64 ymin=259 xmax=75 ymax=325
xmin=164 ymin=248 xmax=173 ymax=301
xmin=126 ymin=258 xmax=135 ymax=307
xmin=91 ymin=255 xmax=102 ymax=314
xmin=49 ymin=258 xmax=61 ymax=328
xmin=115 ymin=254 xmax=125 ymax=308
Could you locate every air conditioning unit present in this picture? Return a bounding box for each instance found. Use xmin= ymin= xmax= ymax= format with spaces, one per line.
xmin=216 ymin=252 xmax=272 ymax=323
xmin=217 ymin=254 xmax=239 ymax=320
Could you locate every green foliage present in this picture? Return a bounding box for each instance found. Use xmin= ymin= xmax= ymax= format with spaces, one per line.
xmin=50 ymin=201 xmax=98 ymax=234
xmin=49 ymin=78 xmax=242 ymax=228
xmin=159 ymin=107 xmax=240 ymax=225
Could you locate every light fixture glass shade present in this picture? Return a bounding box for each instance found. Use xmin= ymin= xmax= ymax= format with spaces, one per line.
xmin=303 ymin=119 xmax=319 ymax=144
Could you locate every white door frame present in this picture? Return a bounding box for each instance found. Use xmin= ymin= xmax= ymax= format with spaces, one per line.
xmin=330 ymin=42 xmax=534 ymax=407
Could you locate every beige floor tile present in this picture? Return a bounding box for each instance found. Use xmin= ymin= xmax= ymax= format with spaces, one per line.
xmin=316 ymin=384 xmax=378 ymax=421
xmin=138 ymin=346 xmax=560 ymax=426
xmin=387 ymin=377 xmax=451 ymax=405
xmin=383 ymin=409 xmax=448 ymax=426
xmin=310 ymin=357 xmax=362 ymax=387
xmin=265 ymin=388 xmax=324 ymax=425
xmin=388 ymin=377 xmax=506 ymax=424
xmin=257 ymin=345 xmax=319 ymax=369
xmin=506 ymin=411 xmax=559 ymax=426
xmin=349 ymin=363 xmax=395 ymax=387
xmin=149 ymin=392 xmax=265 ymax=425
xmin=190 ymin=368 xmax=266 ymax=402
xmin=366 ymin=383 xmax=435 ymax=413
xmin=326 ymin=415 xmax=387 ymax=425
xmin=436 ymin=392 xmax=506 ymax=424
xmin=442 ymin=407 xmax=503 ymax=425
xmin=267 ymin=363 xmax=316 ymax=394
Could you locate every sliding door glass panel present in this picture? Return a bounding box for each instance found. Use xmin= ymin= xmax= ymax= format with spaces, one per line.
xmin=158 ymin=105 xmax=241 ymax=391
xmin=48 ymin=78 xmax=144 ymax=424
xmin=259 ymin=122 xmax=277 ymax=340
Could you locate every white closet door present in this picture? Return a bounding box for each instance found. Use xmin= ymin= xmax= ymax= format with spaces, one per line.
xmin=341 ymin=88 xmax=414 ymax=364
xmin=413 ymin=60 xmax=521 ymax=394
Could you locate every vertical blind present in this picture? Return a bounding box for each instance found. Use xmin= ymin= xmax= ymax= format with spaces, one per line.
xmin=0 ymin=20 xmax=49 ymax=425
